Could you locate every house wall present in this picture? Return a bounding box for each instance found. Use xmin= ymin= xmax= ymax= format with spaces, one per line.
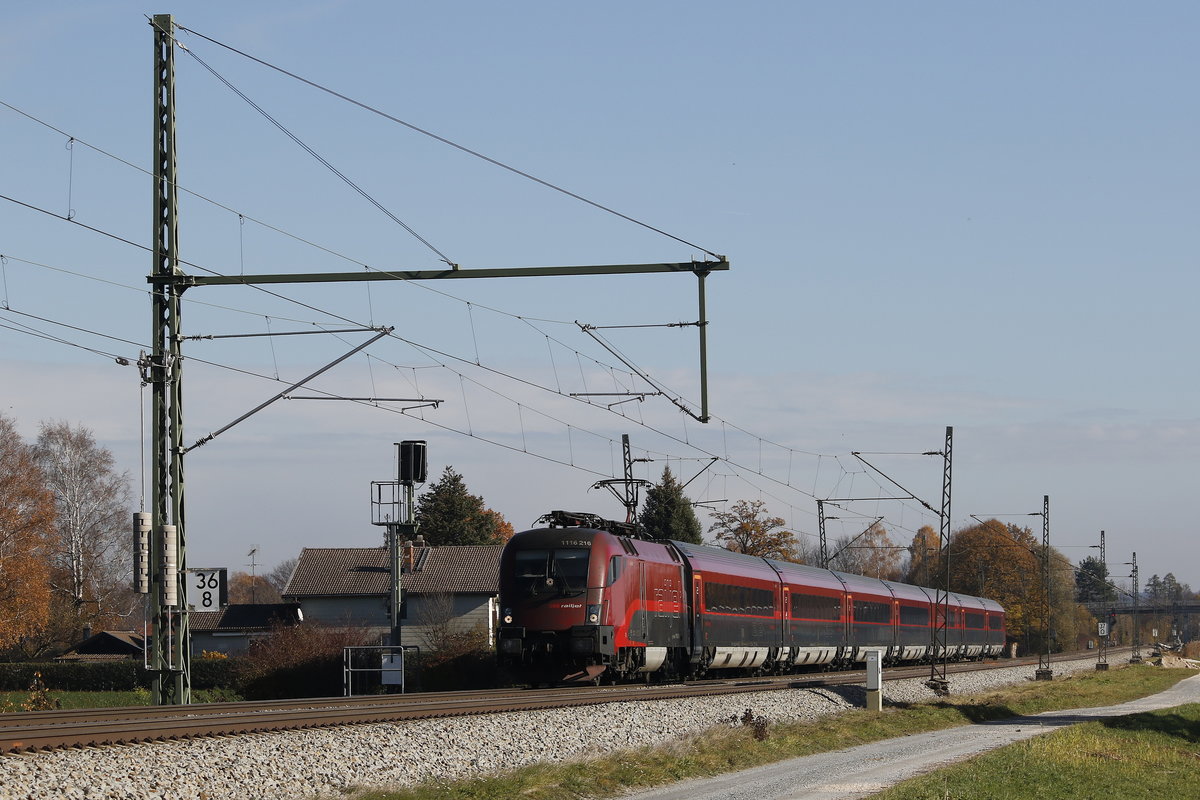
xmin=291 ymin=593 xmax=498 ymax=653
xmin=299 ymin=596 xmax=390 ymax=627
xmin=399 ymin=594 xmax=497 ymax=652
xmin=191 ymin=631 xmax=270 ymax=656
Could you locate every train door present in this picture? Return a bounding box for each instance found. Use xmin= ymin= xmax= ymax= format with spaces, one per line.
xmin=639 ymin=561 xmax=648 ymax=644
xmin=892 ymin=599 xmax=900 ymax=661
xmin=782 ymin=586 xmax=791 ymax=647
xmin=844 ymin=593 xmax=854 ymax=662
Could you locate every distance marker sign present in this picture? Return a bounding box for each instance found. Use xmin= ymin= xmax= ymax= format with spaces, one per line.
xmin=187 ymin=568 xmax=228 ymax=611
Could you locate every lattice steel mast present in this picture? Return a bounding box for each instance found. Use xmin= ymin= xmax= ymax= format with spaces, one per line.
xmin=1035 ymin=495 xmax=1052 ymax=680
xmin=148 ymin=13 xmax=189 ymax=705
xmin=926 ymin=426 xmax=952 ymax=693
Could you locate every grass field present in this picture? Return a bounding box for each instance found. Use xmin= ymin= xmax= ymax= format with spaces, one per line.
xmin=873 ymin=702 xmax=1200 ymax=799
xmin=348 ymin=665 xmax=1195 ymax=800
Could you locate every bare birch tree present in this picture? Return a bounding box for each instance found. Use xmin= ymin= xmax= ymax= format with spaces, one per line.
xmin=34 ymin=420 xmax=133 ymax=637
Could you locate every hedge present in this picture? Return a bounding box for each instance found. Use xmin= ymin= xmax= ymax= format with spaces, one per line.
xmin=0 ymin=658 xmax=241 ymax=692
xmin=0 ymin=661 xmax=143 ymax=692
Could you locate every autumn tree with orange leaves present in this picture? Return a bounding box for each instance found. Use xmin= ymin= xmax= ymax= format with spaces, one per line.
xmin=708 ymin=499 xmax=798 ymax=560
xmin=905 ymin=525 xmax=942 ymax=587
xmin=828 ymin=522 xmax=903 ymax=580
xmin=0 ymin=414 xmax=55 ymax=651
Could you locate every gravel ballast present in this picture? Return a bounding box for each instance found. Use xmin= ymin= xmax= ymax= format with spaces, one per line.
xmin=0 ymin=658 xmax=1106 ymax=800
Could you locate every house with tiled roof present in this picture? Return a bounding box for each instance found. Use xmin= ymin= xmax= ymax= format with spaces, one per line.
xmin=283 ymin=544 xmax=501 ymax=652
xmin=190 ymin=602 xmax=303 ymax=656
xmin=57 ymin=630 xmax=145 ymax=662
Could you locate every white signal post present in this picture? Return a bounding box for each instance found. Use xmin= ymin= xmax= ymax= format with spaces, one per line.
xmin=865 ymin=649 xmax=883 ymax=712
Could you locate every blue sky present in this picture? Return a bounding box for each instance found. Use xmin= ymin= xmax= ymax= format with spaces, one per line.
xmin=2 ymin=2 xmax=1196 ymax=590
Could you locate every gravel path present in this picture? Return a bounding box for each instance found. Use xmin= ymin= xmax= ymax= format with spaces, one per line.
xmin=0 ymin=658 xmax=1114 ymax=800
xmin=621 ymin=670 xmax=1200 ymax=800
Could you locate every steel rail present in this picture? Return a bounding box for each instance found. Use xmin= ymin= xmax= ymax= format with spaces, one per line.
xmin=0 ymin=650 xmax=1126 ymax=755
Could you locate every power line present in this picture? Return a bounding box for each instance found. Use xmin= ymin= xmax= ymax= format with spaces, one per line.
xmin=3 ymin=97 xmax=842 ymax=501
xmin=172 ymin=23 xmax=724 ymax=261
xmin=1 ymin=121 xmax=879 ymax=519
xmin=176 ymin=41 xmax=458 ymax=269
xmin=0 ymin=99 xmax=582 ymax=327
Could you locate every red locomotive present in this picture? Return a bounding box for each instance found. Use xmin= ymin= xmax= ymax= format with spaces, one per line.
xmin=497 ymin=511 xmax=1006 ymax=683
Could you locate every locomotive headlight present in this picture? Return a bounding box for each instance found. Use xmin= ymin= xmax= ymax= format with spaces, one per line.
xmin=503 ymin=614 xmax=514 ymax=624
xmin=586 ymin=604 xmax=601 ymax=624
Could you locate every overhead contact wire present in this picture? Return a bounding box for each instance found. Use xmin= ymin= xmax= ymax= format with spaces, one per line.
xmin=175 ymin=24 xmax=723 ymax=261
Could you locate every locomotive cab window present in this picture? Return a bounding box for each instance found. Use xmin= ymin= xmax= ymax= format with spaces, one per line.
xmin=607 ymin=556 xmax=624 ymax=586
xmin=512 ymin=548 xmax=590 ymax=597
xmin=552 ymin=549 xmax=590 ymax=594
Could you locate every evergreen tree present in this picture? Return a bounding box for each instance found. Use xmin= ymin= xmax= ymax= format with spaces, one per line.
xmin=1076 ymin=556 xmax=1115 ymax=604
xmin=413 ymin=466 xmax=508 ymax=546
xmin=637 ymin=466 xmax=703 ymax=544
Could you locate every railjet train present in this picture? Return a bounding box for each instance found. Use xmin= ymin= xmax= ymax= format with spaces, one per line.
xmin=497 ymin=511 xmax=1006 ymax=683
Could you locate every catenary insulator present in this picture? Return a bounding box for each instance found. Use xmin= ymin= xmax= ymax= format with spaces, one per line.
xmin=159 ymin=524 xmax=178 ymax=607
xmin=133 ymin=513 xmax=152 ymax=594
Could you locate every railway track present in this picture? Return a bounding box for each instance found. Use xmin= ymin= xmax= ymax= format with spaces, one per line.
xmin=0 ymin=651 xmax=1124 ymax=755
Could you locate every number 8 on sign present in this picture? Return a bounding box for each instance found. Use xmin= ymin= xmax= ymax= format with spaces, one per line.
xmin=186 ymin=568 xmax=228 ymax=611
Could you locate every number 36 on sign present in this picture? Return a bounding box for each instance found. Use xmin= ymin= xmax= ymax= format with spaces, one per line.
xmin=187 ymin=568 xmax=228 ymax=611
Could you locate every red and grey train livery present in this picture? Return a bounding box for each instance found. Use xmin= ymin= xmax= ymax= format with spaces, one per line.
xmin=496 ymin=511 xmax=1006 ymax=683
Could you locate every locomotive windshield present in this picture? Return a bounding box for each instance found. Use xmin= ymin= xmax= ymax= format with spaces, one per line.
xmin=513 ymin=547 xmax=590 ymax=597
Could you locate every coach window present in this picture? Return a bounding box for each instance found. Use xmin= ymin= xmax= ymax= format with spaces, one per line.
xmin=853 ymin=599 xmax=891 ymax=624
xmin=899 ymin=604 xmax=929 ymax=626
xmin=704 ymin=583 xmax=774 ymax=617
xmin=792 ymin=593 xmax=840 ymax=621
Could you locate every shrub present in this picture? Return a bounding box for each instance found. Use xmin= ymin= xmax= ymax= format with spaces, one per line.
xmin=191 ymin=656 xmax=239 ymax=690
xmin=418 ymin=646 xmax=499 ymax=692
xmin=237 ymin=621 xmax=374 ymax=700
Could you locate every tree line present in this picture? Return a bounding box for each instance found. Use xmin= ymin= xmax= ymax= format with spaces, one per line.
xmin=5 ymin=407 xmax=1189 ymax=661
xmin=630 ymin=467 xmax=1200 ymax=653
xmin=0 ymin=414 xmax=135 ymax=659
